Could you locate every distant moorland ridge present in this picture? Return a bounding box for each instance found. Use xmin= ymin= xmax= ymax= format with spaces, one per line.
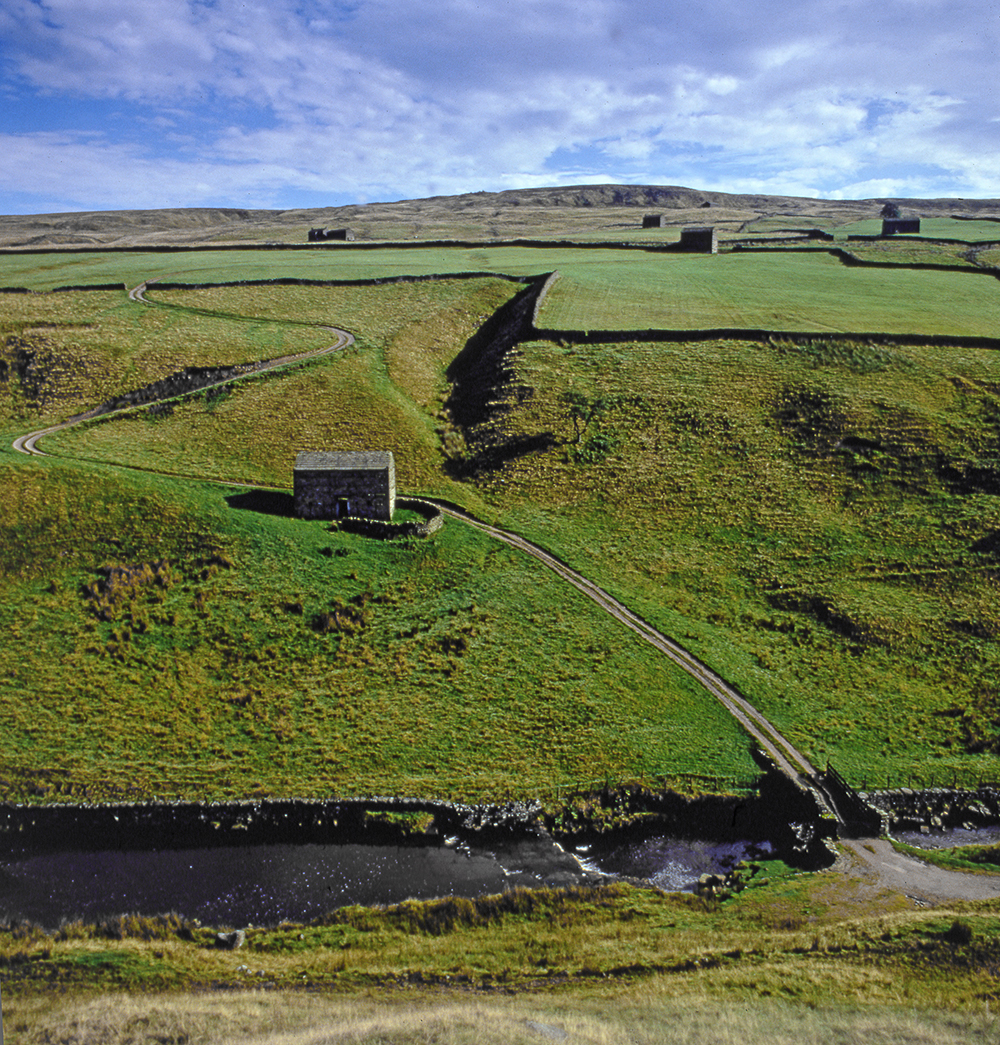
xmin=3 ymin=184 xmax=1000 ymax=249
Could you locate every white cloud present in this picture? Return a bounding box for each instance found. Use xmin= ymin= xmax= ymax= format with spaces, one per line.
xmin=1 ymin=0 xmax=999 ymax=211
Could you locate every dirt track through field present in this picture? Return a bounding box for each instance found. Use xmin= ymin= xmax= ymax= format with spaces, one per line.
xmin=429 ymin=504 xmax=1000 ymax=905
xmin=12 ymin=281 xmax=354 ymax=457
xmin=430 ymin=503 xmax=821 ymax=784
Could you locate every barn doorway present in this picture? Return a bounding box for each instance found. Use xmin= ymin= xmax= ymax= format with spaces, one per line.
xmin=334 ymin=498 xmax=350 ymax=519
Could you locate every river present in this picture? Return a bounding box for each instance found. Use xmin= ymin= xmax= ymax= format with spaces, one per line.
xmin=0 ymin=832 xmax=775 ymax=928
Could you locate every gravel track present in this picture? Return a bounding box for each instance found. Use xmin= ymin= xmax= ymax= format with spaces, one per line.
xmin=431 ymin=503 xmax=821 ymax=785
xmin=431 ymin=504 xmax=1000 ymax=904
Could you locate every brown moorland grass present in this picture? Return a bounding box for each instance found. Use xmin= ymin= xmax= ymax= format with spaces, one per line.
xmin=3 ymin=878 xmax=1000 ymax=1040
xmin=5 ymin=990 xmax=997 ymax=1045
xmin=4 ymin=184 xmax=998 ymax=250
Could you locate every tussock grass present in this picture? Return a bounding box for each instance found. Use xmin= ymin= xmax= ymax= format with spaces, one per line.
xmin=5 ymin=990 xmax=996 ymax=1045
xmin=5 ymin=879 xmax=1000 ymax=1037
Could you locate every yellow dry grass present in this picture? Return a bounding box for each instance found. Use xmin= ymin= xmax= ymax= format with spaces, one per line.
xmin=5 ymin=987 xmax=995 ymax=1045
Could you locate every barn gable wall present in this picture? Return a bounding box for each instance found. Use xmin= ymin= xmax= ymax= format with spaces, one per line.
xmin=294 ymin=451 xmax=395 ymax=520
xmin=679 ymin=226 xmax=718 ymax=253
xmin=882 ymin=218 xmax=921 ymax=235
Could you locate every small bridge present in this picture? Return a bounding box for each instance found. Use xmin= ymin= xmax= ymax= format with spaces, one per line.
xmin=817 ymin=763 xmax=888 ymax=837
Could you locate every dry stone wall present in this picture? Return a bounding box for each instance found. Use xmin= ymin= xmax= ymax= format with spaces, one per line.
xmin=335 ymin=498 xmax=444 ymax=539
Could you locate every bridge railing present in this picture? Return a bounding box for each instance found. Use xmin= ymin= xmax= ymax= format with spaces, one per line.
xmin=823 ymin=762 xmax=889 ymax=836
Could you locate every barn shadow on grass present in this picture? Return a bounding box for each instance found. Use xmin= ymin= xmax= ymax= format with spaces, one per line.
xmin=226 ymin=490 xmax=295 ymax=517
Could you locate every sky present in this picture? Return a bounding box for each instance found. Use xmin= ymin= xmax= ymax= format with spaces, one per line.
xmin=0 ymin=0 xmax=998 ymax=214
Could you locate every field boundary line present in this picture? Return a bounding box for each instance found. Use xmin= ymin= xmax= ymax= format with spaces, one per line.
xmin=532 ymin=325 xmax=1000 ymax=350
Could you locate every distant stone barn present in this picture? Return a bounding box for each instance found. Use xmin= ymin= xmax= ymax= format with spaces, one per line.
xmin=308 ymin=228 xmax=356 ymax=242
xmin=679 ymin=226 xmax=718 ymax=253
xmin=881 ymin=218 xmax=921 ymax=236
xmin=642 ymin=214 xmax=666 ymax=228
xmin=294 ymin=451 xmax=396 ymax=521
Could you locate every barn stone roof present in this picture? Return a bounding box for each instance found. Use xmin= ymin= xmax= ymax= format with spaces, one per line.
xmin=295 ymin=451 xmax=394 ymax=472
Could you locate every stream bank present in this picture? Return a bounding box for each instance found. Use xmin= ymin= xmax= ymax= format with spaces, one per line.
xmin=0 ymin=761 xmax=836 ymax=867
xmin=0 ymin=765 xmax=843 ymax=927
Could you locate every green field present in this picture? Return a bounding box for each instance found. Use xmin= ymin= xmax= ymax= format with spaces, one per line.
xmin=3 ymin=217 xmax=1000 ymax=801
xmin=831 ymin=216 xmax=1000 ymax=241
xmin=8 ymin=196 xmax=1000 ymax=1039
xmin=0 ymin=456 xmax=757 ymax=803
xmin=7 ymin=242 xmax=999 ymax=341
xmin=537 ymin=251 xmax=1000 ymax=335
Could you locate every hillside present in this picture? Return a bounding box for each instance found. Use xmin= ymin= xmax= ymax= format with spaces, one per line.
xmin=3 ymin=184 xmax=1000 ymax=249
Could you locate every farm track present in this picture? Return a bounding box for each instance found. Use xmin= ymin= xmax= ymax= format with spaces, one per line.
xmin=430 ymin=505 xmax=826 ymax=785
xmin=9 ymin=281 xmax=833 ymax=802
xmin=5 ymin=280 xmax=842 ymax=819
xmin=424 ymin=506 xmax=1000 ymax=901
xmin=12 ymin=281 xmax=354 ymax=458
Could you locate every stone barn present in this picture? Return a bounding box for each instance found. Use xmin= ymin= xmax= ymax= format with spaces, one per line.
xmin=643 ymin=214 xmax=666 ymax=228
xmin=294 ymin=451 xmax=396 ymax=521
xmin=881 ymin=218 xmax=921 ymax=236
xmin=308 ymin=228 xmax=356 ymax=242
xmin=679 ymin=226 xmax=718 ymax=253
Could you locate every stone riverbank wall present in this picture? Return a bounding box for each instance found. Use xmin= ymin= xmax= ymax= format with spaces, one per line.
xmin=0 ymin=761 xmax=839 ymax=869
xmin=0 ymin=796 xmax=542 ymax=854
xmin=861 ymin=787 xmax=1000 ymax=835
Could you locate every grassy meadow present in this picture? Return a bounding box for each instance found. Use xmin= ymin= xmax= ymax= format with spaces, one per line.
xmin=35 ymin=279 xmax=517 ymax=490
xmin=0 ymin=454 xmax=757 ymax=803
xmin=1 ymin=274 xmax=762 ymax=803
xmin=536 ymin=250 xmax=1000 ymax=335
xmin=4 ymin=223 xmax=1000 ymax=796
xmin=477 ymin=332 xmax=1000 ymax=785
xmin=831 ymin=216 xmax=1000 ymax=241
xmin=3 ymin=873 xmax=1000 ymax=1040
xmin=0 ymin=245 xmax=566 ymax=292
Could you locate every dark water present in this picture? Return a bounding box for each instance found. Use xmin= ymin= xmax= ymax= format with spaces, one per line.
xmin=0 ymin=837 xmax=580 ymax=928
xmin=0 ymin=833 xmax=775 ymax=927
xmin=578 ymin=835 xmax=774 ymax=890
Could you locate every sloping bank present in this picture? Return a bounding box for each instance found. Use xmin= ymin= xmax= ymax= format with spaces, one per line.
xmin=0 ymin=757 xmax=838 ymax=872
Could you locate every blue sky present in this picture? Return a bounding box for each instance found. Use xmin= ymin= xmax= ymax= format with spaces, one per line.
xmin=1 ymin=0 xmax=998 ymax=214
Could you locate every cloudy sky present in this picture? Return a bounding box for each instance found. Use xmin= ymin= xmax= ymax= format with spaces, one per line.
xmin=1 ymin=0 xmax=998 ymax=214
